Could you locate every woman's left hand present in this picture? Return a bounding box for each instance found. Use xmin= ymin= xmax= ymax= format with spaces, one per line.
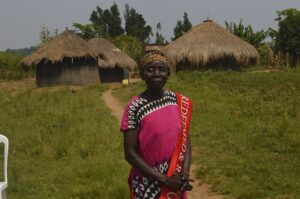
xmin=180 ymin=173 xmax=194 ymax=191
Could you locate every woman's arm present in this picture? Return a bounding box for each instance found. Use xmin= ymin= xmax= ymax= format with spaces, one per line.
xmin=181 ymin=136 xmax=193 ymax=191
xmin=123 ymin=129 xmax=183 ymax=191
xmin=183 ymin=135 xmax=192 ymax=177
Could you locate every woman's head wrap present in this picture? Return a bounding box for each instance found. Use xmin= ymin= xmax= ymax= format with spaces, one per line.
xmin=139 ymin=49 xmax=170 ymax=71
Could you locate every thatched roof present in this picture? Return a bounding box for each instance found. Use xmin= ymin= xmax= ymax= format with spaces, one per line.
xmin=21 ymin=30 xmax=98 ymax=67
xmin=88 ymin=38 xmax=137 ymax=70
xmin=165 ymin=20 xmax=259 ymax=68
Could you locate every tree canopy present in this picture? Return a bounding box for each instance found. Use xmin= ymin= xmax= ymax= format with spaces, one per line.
xmin=73 ymin=23 xmax=103 ymax=40
xmin=275 ymin=8 xmax=300 ymax=61
xmin=124 ymin=4 xmax=152 ymax=42
xmin=39 ymin=26 xmax=57 ymax=46
xmin=106 ymin=3 xmax=124 ymax=37
xmin=172 ymin=12 xmax=192 ymax=41
xmin=225 ymin=19 xmax=268 ymax=48
xmin=73 ymin=3 xmax=152 ymax=43
xmin=155 ymin=23 xmax=166 ymax=44
xmin=225 ymin=20 xmax=271 ymax=66
xmin=74 ymin=3 xmax=124 ymax=39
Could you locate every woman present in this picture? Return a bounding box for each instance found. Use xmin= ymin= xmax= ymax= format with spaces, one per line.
xmin=120 ymin=50 xmax=193 ymax=199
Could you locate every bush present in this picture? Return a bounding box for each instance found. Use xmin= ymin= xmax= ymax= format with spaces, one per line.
xmin=257 ymin=43 xmax=269 ymax=66
xmin=0 ymin=51 xmax=34 ymax=80
xmin=113 ymin=35 xmax=143 ymax=62
xmin=0 ymin=51 xmax=23 ymax=69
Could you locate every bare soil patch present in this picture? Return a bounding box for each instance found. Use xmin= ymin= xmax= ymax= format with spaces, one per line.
xmin=250 ymin=67 xmax=284 ymax=73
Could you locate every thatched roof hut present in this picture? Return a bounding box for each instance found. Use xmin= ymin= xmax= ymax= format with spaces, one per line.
xmin=165 ymin=20 xmax=259 ymax=71
xmin=88 ymin=38 xmax=137 ymax=83
xmin=21 ymin=30 xmax=100 ymax=86
xmin=22 ymin=30 xmax=98 ymax=67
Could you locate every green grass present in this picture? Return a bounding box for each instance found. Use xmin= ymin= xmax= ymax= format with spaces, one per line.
xmin=1 ymin=68 xmax=300 ymax=199
xmin=113 ymin=69 xmax=300 ymax=199
xmin=0 ymin=83 xmax=129 ymax=199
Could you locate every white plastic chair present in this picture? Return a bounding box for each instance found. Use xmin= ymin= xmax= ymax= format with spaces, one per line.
xmin=0 ymin=135 xmax=8 ymax=199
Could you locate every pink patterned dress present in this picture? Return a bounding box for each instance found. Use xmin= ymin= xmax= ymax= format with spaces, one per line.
xmin=121 ymin=90 xmax=187 ymax=199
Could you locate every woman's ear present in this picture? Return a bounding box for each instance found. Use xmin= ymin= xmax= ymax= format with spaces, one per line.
xmin=140 ymin=71 xmax=145 ymax=80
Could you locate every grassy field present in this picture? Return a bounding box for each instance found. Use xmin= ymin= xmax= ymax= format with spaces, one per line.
xmin=113 ymin=69 xmax=300 ymax=199
xmin=1 ymin=68 xmax=299 ymax=199
xmin=0 ymin=81 xmax=129 ymax=199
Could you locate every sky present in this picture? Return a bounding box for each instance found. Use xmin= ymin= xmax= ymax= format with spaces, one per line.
xmin=0 ymin=0 xmax=299 ymax=51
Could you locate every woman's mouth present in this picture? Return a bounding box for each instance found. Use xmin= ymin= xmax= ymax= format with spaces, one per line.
xmin=151 ymin=79 xmax=163 ymax=85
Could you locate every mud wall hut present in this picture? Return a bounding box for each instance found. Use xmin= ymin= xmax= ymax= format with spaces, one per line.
xmin=165 ymin=20 xmax=259 ymax=71
xmin=88 ymin=38 xmax=137 ymax=83
xmin=21 ymin=30 xmax=100 ymax=86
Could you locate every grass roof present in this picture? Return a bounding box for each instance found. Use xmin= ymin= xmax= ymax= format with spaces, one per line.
xmin=21 ymin=30 xmax=97 ymax=67
xmin=165 ymin=20 xmax=259 ymax=68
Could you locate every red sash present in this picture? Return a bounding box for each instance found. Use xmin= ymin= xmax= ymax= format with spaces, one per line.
xmin=159 ymin=93 xmax=193 ymax=199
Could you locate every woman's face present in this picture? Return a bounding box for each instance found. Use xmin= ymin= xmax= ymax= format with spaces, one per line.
xmin=141 ymin=61 xmax=170 ymax=90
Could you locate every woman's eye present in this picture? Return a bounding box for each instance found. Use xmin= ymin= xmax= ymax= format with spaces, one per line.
xmin=147 ymin=67 xmax=155 ymax=72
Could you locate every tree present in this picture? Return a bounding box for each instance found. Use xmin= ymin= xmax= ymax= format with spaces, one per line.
xmin=225 ymin=19 xmax=268 ymax=48
xmin=73 ymin=23 xmax=104 ymax=40
xmin=39 ymin=25 xmax=53 ymax=46
xmin=182 ymin=12 xmax=192 ymax=32
xmin=155 ymin=23 xmax=166 ymax=44
xmin=172 ymin=12 xmax=192 ymax=41
xmin=74 ymin=3 xmax=123 ymax=39
xmin=225 ymin=20 xmax=271 ymax=66
xmin=124 ymin=4 xmax=152 ymax=42
xmin=74 ymin=3 xmax=152 ymax=41
xmin=74 ymin=6 xmax=106 ymax=39
xmin=274 ymin=8 xmax=300 ymax=66
xmin=90 ymin=6 xmax=103 ymax=25
xmin=108 ymin=3 xmax=124 ymax=36
xmin=172 ymin=21 xmax=183 ymax=41
xmin=89 ymin=6 xmax=106 ymax=34
xmin=267 ymin=27 xmax=278 ymax=52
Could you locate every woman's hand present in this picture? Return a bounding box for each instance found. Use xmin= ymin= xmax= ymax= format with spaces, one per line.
xmin=162 ymin=173 xmax=194 ymax=192
xmin=163 ymin=173 xmax=183 ymax=192
xmin=180 ymin=173 xmax=194 ymax=191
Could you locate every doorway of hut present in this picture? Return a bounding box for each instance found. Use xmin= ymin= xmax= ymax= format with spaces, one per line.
xmin=99 ymin=67 xmax=124 ymax=83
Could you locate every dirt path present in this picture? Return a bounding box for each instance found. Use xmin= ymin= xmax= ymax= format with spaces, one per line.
xmin=102 ymin=85 xmax=124 ymax=122
xmin=102 ymin=85 xmax=224 ymax=199
xmin=250 ymin=67 xmax=283 ymax=73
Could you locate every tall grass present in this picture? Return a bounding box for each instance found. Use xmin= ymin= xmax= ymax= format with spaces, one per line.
xmin=114 ymin=69 xmax=300 ymax=199
xmin=0 ymin=84 xmax=129 ymax=199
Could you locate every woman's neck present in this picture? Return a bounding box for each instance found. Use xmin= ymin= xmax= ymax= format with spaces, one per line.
xmin=141 ymin=88 xmax=165 ymax=101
